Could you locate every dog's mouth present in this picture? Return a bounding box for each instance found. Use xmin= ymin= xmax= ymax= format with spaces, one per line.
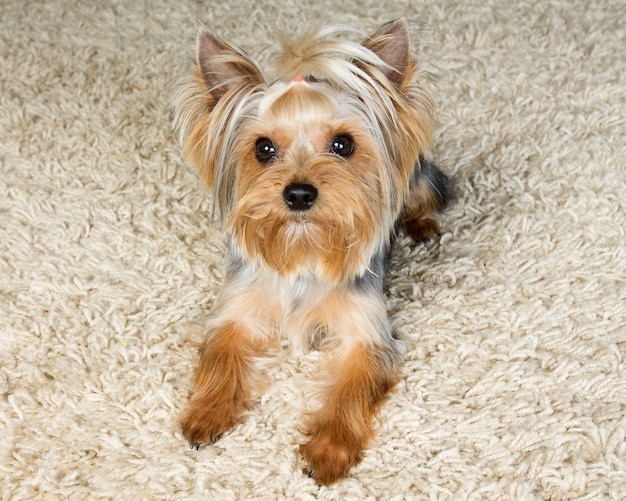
xmin=283 ymin=215 xmax=319 ymax=244
xmin=286 ymin=210 xmax=316 ymax=224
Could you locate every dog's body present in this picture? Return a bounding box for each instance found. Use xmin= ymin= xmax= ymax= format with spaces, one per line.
xmin=172 ymin=19 xmax=451 ymax=484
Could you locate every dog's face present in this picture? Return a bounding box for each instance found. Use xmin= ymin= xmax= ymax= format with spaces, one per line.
xmin=172 ymin=20 xmax=434 ymax=283
xmin=231 ymin=80 xmax=401 ymax=283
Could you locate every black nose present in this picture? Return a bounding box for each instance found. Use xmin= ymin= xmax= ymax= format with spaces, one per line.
xmin=283 ymin=183 xmax=318 ymax=211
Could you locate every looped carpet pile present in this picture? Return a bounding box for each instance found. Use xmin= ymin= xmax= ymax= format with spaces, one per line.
xmin=1 ymin=0 xmax=624 ymax=498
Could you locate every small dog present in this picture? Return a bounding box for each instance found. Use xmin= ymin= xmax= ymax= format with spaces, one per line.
xmin=171 ymin=18 xmax=451 ymax=484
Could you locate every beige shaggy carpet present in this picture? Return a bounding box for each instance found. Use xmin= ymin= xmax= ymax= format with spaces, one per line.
xmin=1 ymin=0 xmax=625 ymax=499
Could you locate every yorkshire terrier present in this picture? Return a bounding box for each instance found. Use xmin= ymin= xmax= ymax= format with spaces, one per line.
xmin=171 ymin=18 xmax=451 ymax=484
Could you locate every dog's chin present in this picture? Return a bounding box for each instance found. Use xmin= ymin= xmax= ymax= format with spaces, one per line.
xmin=284 ymin=213 xmax=316 ymax=238
xmin=236 ymin=215 xmax=355 ymax=282
xmin=276 ymin=216 xmax=324 ymax=263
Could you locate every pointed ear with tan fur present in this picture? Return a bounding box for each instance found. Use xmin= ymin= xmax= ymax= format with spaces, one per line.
xmin=362 ymin=18 xmax=411 ymax=87
xmin=196 ymin=28 xmax=266 ymax=101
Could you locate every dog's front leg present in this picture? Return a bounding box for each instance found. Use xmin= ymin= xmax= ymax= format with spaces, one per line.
xmin=299 ymin=292 xmax=402 ymax=485
xmin=181 ymin=319 xmax=266 ymax=448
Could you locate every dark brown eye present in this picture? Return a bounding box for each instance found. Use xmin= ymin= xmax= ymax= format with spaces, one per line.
xmin=329 ymin=134 xmax=354 ymax=157
xmin=255 ymin=137 xmax=276 ymax=163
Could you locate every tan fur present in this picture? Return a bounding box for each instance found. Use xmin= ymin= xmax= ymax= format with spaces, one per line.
xmin=181 ymin=321 xmax=270 ymax=445
xmin=300 ymin=342 xmax=400 ymax=485
xmin=172 ymin=19 xmax=445 ymax=484
xmin=403 ymin=180 xmax=442 ymax=240
xmin=229 ymin=87 xmax=385 ymax=282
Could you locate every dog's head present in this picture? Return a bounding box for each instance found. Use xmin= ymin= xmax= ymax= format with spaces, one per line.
xmin=172 ymin=19 xmax=434 ymax=283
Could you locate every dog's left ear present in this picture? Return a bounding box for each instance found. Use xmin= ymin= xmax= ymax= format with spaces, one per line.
xmin=362 ymin=18 xmax=411 ymax=87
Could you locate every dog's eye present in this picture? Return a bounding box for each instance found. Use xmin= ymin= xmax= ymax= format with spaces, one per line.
xmin=255 ymin=137 xmax=277 ymax=163
xmin=329 ymin=134 xmax=354 ymax=157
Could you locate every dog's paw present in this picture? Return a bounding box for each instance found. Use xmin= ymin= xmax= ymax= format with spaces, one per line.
xmin=181 ymin=399 xmax=240 ymax=448
xmin=403 ymin=215 xmax=440 ymax=242
xmin=299 ymin=430 xmax=363 ymax=485
xmin=187 ymin=434 xmax=217 ymax=451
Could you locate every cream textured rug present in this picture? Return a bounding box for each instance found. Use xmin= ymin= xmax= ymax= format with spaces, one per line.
xmin=1 ymin=0 xmax=625 ymax=499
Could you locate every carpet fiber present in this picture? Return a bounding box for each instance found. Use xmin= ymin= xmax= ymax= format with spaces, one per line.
xmin=1 ymin=0 xmax=625 ymax=499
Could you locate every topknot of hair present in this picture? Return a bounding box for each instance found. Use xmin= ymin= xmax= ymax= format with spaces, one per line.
xmin=275 ymin=25 xmax=389 ymax=86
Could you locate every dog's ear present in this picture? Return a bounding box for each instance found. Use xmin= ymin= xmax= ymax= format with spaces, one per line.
xmin=362 ymin=18 xmax=411 ymax=87
xmin=196 ymin=28 xmax=265 ymax=100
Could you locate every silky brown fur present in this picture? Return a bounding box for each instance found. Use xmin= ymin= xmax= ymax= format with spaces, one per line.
xmin=171 ymin=18 xmax=450 ymax=484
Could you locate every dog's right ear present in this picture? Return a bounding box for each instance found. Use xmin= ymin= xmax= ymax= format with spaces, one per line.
xmin=196 ymin=28 xmax=266 ymax=101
